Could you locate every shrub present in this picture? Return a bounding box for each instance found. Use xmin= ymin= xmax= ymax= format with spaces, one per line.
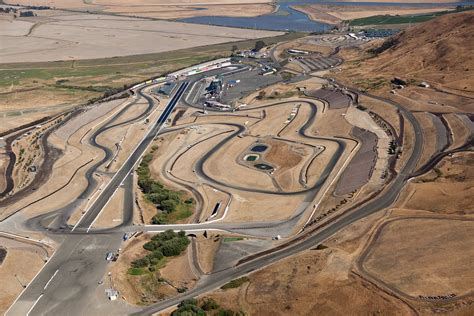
xmin=138 ymin=178 xmax=153 ymax=193
xmin=221 ymin=277 xmax=250 ymax=290
xmin=160 ymin=238 xmax=189 ymax=257
xmin=128 ymin=268 xmax=145 ymax=275
xmin=215 ymin=309 xmax=236 ymax=316
xmin=161 ymin=199 xmax=178 ymax=213
xmin=368 ymin=36 xmax=400 ymax=55
xmin=150 ymin=250 xmax=164 ymax=260
xmin=132 ymin=231 xmax=190 ymax=271
xmin=171 ymin=299 xmax=205 ymax=316
xmin=151 ymin=214 xmax=166 ymax=224
xmin=201 ymin=298 xmax=220 ymax=311
xmin=143 ymin=241 xmax=158 ymax=251
xmin=177 ymin=287 xmax=187 ymax=293
xmin=131 ymin=258 xmax=149 ymax=268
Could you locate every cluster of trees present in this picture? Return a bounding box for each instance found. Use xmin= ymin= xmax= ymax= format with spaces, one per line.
xmin=368 ymin=36 xmax=400 ymax=55
xmin=137 ymin=153 xmax=180 ymax=213
xmin=171 ymin=298 xmax=243 ymax=316
xmin=131 ymin=230 xmax=190 ymax=271
xmin=136 ymin=152 xmax=193 ymax=224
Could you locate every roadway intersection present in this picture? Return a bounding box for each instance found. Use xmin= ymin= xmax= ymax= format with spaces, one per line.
xmin=3 ymin=54 xmax=426 ymax=316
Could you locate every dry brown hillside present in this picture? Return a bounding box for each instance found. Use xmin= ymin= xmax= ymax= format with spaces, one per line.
xmin=345 ymin=11 xmax=474 ymax=94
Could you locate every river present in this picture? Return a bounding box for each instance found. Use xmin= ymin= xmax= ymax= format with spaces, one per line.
xmin=178 ymin=0 xmax=472 ymax=32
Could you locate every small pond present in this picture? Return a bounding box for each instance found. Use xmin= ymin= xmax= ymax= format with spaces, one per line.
xmin=251 ymin=144 xmax=268 ymax=152
xmin=244 ymin=154 xmax=260 ymax=161
xmin=255 ymin=163 xmax=274 ymax=171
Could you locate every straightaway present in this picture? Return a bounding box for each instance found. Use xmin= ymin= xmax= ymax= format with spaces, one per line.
xmin=73 ymin=81 xmax=189 ymax=231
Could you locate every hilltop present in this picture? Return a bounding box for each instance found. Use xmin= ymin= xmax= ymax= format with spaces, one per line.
xmin=344 ymin=11 xmax=474 ymax=95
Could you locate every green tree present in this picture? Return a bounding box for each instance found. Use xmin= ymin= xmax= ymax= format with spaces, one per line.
xmin=215 ymin=309 xmax=236 ymax=316
xmin=161 ymin=199 xmax=178 ymax=213
xmin=201 ymin=298 xmax=219 ymax=311
xmin=131 ymin=258 xmax=149 ymax=268
xmin=171 ymin=299 xmax=205 ymax=316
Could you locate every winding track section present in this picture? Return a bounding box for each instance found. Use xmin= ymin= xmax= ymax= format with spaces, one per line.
xmin=134 ymin=80 xmax=426 ymax=316
xmin=3 ymin=56 xmax=436 ymax=316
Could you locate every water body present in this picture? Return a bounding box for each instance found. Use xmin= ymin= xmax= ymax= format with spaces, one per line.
xmin=178 ymin=0 xmax=473 ymax=32
xmin=255 ymin=163 xmax=274 ymax=171
xmin=251 ymin=144 xmax=268 ymax=152
xmin=179 ymin=1 xmax=331 ymax=32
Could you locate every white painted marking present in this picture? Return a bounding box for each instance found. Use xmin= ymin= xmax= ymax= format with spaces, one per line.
xmin=79 ymin=83 xmax=185 ymax=232
xmin=72 ymin=182 xmax=106 ymax=231
xmin=26 ymin=294 xmax=43 ymax=316
xmin=43 ymin=269 xmax=59 ymax=290
xmin=4 ymin=248 xmax=59 ymax=316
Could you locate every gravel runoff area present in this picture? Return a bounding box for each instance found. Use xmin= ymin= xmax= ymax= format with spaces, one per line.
xmin=335 ymin=126 xmax=377 ymax=195
xmin=306 ymin=88 xmax=351 ymax=109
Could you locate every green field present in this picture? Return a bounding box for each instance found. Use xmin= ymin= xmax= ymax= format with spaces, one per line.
xmin=223 ymin=237 xmax=244 ymax=243
xmin=348 ymin=6 xmax=473 ymax=26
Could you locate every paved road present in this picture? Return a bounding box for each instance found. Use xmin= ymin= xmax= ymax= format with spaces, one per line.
xmin=135 ymin=87 xmax=424 ymax=315
xmin=5 ymin=82 xmax=188 ymax=316
xmin=74 ymin=81 xmax=189 ymax=231
xmin=4 ymin=57 xmax=425 ymax=316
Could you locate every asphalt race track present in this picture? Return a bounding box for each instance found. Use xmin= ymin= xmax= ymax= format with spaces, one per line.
xmin=3 ymin=57 xmax=427 ymax=316
xmin=5 ymin=82 xmax=188 ymax=316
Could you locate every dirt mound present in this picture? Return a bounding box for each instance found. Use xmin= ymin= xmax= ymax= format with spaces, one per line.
xmin=363 ymin=11 xmax=474 ymax=93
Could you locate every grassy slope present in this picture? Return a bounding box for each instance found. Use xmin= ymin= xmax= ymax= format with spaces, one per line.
xmin=348 ymin=6 xmax=473 ymax=26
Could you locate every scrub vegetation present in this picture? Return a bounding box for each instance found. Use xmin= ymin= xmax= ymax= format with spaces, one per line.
xmin=221 ymin=277 xmax=250 ymax=290
xmin=129 ymin=230 xmax=190 ymax=274
xmin=171 ymin=298 xmax=244 ymax=316
xmin=137 ymin=150 xmax=194 ymax=224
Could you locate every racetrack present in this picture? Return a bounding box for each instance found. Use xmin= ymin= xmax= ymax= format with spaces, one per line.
xmin=2 ymin=50 xmax=429 ymax=315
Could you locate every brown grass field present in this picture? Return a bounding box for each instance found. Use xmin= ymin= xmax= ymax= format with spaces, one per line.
xmin=292 ymin=4 xmax=454 ymax=25
xmin=336 ymin=12 xmax=474 ymax=99
xmin=4 ymin=0 xmax=274 ymax=19
xmin=0 ymin=31 xmax=301 ymax=133
xmin=0 ymin=13 xmax=280 ymax=63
